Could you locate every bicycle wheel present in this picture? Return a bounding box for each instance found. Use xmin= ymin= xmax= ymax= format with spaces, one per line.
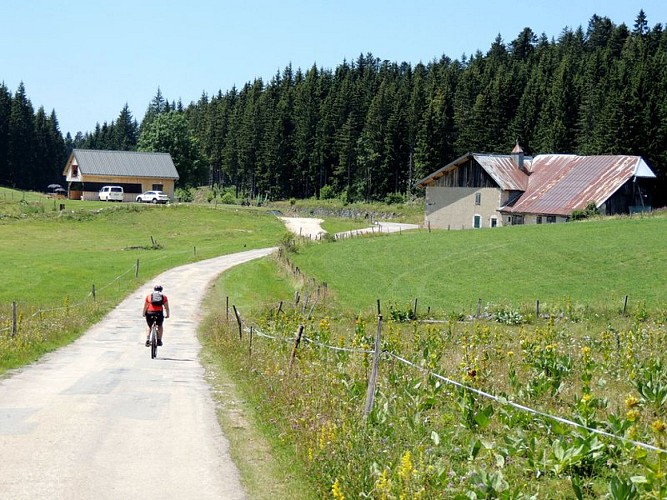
xmin=151 ymin=324 xmax=158 ymax=359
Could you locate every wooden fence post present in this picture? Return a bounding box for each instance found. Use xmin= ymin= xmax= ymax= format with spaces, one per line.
xmin=623 ymin=295 xmax=629 ymax=315
xmin=536 ymin=299 xmax=540 ymax=318
xmin=413 ymin=298 xmax=418 ymax=319
xmin=364 ymin=314 xmax=383 ymax=417
xmin=226 ymin=296 xmax=229 ymax=322
xmin=135 ymin=259 xmax=140 ymax=278
xmin=249 ymin=326 xmax=253 ymax=358
xmin=233 ymin=305 xmax=243 ymax=340
xmin=288 ymin=325 xmax=304 ymax=374
xmin=12 ymin=301 xmax=17 ymax=337
xmin=92 ymin=284 xmax=96 ymax=301
xmin=476 ymin=298 xmax=482 ymax=318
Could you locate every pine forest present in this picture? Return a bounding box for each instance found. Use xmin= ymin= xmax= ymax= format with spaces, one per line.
xmin=0 ymin=11 xmax=666 ymax=206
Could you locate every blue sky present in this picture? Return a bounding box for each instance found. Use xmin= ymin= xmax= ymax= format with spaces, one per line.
xmin=2 ymin=0 xmax=665 ymax=137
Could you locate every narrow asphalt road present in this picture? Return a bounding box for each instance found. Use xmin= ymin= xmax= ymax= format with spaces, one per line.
xmin=0 ymin=247 xmax=275 ymax=500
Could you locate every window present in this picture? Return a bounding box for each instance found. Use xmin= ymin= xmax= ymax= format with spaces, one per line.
xmin=511 ymin=215 xmax=524 ymax=225
xmin=490 ymin=216 xmax=497 ymax=228
xmin=151 ymin=184 xmax=164 ymax=191
xmin=72 ymin=165 xmax=78 ymax=177
xmin=475 ymin=193 xmax=481 ymax=205
xmin=536 ymin=216 xmax=543 ymax=224
xmin=547 ymin=216 xmax=556 ymax=223
xmin=473 ymin=214 xmax=482 ymax=229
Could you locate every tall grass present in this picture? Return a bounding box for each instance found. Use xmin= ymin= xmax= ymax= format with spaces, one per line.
xmin=205 ymin=213 xmax=667 ymax=498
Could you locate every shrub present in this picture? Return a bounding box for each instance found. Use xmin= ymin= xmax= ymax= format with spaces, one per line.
xmin=384 ymin=192 xmax=406 ymax=205
xmin=175 ymin=187 xmax=193 ymax=202
xmin=220 ymin=192 xmax=236 ymax=205
xmin=319 ymin=185 xmax=336 ymax=200
xmin=571 ymin=201 xmax=599 ymax=220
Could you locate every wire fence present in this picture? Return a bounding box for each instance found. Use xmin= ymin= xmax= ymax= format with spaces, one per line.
xmin=227 ymin=307 xmax=667 ymax=456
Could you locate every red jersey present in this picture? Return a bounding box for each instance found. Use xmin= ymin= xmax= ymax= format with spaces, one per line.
xmin=145 ymin=293 xmax=168 ymax=313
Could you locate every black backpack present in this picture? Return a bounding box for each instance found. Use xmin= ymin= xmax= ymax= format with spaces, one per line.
xmin=150 ymin=291 xmax=164 ymax=306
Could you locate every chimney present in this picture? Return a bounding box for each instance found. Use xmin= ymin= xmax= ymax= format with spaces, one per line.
xmin=511 ymin=141 xmax=525 ymax=173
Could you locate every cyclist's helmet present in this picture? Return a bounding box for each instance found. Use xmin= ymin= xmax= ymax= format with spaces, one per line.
xmin=154 ymin=285 xmax=163 ymax=291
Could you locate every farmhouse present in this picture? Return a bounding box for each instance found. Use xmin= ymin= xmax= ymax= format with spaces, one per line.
xmin=62 ymin=149 xmax=180 ymax=201
xmin=416 ymin=144 xmax=656 ymax=229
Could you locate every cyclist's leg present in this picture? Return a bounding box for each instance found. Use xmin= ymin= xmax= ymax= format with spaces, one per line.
xmin=156 ymin=313 xmax=165 ymax=344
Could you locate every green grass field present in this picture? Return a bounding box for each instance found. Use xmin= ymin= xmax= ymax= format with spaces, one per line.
xmin=0 ymin=200 xmax=285 ymax=306
xmin=287 ymin=214 xmax=667 ymax=315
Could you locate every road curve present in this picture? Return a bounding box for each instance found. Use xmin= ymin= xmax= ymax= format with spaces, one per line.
xmin=0 ymin=247 xmax=276 ymax=500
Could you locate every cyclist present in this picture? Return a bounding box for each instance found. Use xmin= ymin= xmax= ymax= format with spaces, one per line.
xmin=143 ymin=285 xmax=170 ymax=347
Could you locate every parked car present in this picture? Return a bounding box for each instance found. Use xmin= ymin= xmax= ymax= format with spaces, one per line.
xmin=98 ymin=185 xmax=124 ymax=202
xmin=136 ymin=190 xmax=170 ymax=204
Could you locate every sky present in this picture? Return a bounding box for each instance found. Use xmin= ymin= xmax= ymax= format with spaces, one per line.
xmin=2 ymin=0 xmax=666 ymax=138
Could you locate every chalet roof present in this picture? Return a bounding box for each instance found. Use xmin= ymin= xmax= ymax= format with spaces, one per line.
xmin=66 ymin=149 xmax=179 ymax=180
xmin=503 ymin=154 xmax=655 ymax=216
xmin=415 ymin=153 xmax=532 ymax=191
xmin=417 ymin=151 xmax=656 ymax=217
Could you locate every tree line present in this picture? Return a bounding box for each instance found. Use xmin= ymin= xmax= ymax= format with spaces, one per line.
xmin=1 ymin=10 xmax=666 ymax=206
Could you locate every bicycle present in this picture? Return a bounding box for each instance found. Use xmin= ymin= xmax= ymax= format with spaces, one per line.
xmin=148 ymin=317 xmax=159 ymax=359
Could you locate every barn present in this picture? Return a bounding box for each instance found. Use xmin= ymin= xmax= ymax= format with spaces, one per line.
xmin=62 ymin=149 xmax=180 ymax=201
xmin=416 ymin=144 xmax=656 ymax=229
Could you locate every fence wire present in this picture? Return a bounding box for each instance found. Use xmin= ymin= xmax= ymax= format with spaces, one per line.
xmin=242 ymin=321 xmax=667 ymax=456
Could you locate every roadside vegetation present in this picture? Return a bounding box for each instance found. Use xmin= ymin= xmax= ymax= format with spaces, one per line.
xmin=205 ymin=210 xmax=667 ymax=498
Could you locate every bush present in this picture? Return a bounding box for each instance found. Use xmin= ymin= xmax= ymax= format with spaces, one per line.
xmin=319 ymin=185 xmax=336 ymax=200
xmin=571 ymin=201 xmax=599 ymax=220
xmin=220 ymin=192 xmax=236 ymax=205
xmin=384 ymin=192 xmax=406 ymax=205
xmin=175 ymin=187 xmax=193 ymax=202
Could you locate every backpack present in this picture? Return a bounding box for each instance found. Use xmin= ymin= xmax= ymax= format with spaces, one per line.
xmin=150 ymin=291 xmax=164 ymax=306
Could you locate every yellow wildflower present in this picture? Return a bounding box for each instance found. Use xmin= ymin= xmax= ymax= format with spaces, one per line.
xmin=398 ymin=451 xmax=415 ymax=483
xmin=332 ymin=478 xmax=345 ymax=500
xmin=652 ymin=420 xmax=666 ymax=434
xmin=625 ymin=395 xmax=640 ymax=409
xmin=374 ymin=469 xmax=391 ymax=500
xmin=626 ymin=409 xmax=640 ymax=422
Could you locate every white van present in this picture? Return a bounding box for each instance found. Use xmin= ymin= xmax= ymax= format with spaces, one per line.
xmin=98 ymin=186 xmax=124 ymax=202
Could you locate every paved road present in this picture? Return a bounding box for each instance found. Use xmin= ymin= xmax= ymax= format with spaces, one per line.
xmin=0 ymin=247 xmax=275 ymax=500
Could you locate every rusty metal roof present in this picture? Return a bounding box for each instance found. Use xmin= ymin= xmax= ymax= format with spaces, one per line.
xmin=415 ymin=153 xmax=532 ymax=190
xmin=503 ymin=154 xmax=655 ymax=216
xmin=474 ymin=154 xmax=530 ymax=191
xmin=67 ymin=149 xmax=179 ymax=179
xmin=417 ymin=151 xmax=656 ymax=217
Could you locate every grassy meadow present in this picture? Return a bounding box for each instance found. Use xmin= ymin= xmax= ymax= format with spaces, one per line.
xmin=206 ymin=211 xmax=667 ymax=498
xmin=0 ymin=189 xmax=286 ymax=370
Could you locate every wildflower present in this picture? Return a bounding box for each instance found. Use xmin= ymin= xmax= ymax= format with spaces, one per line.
xmin=507 ymin=351 xmax=514 ymax=357
xmin=581 ymin=394 xmax=592 ymax=403
xmin=652 ymin=420 xmax=666 ymax=434
xmin=581 ymin=346 xmax=591 ymax=356
xmin=332 ymin=478 xmax=345 ymax=500
xmin=398 ymin=451 xmax=416 ymax=483
xmin=374 ymin=469 xmax=391 ymax=500
xmin=626 ymin=409 xmax=641 ymax=422
xmin=625 ymin=395 xmax=641 ymax=409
